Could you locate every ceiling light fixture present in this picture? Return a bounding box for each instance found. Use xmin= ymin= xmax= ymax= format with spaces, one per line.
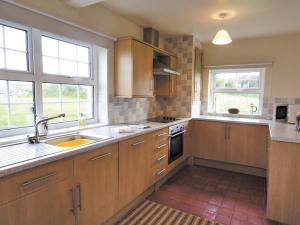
xmin=212 ymin=12 xmax=232 ymax=45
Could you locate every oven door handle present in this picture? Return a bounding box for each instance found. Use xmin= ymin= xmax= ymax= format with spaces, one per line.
xmin=169 ymin=130 xmax=186 ymax=138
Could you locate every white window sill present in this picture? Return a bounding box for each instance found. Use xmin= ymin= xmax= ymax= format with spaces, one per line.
xmin=0 ymin=123 xmax=107 ymax=147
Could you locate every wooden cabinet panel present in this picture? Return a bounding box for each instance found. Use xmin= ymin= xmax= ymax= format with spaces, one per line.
xmin=226 ymin=124 xmax=268 ymax=168
xmin=267 ymin=141 xmax=300 ymax=225
xmin=74 ymin=144 xmax=118 ymax=225
xmin=115 ymin=38 xmax=154 ymax=98
xmin=132 ymin=40 xmax=153 ymax=97
xmin=0 ymin=179 xmax=75 ymax=225
xmin=119 ymin=134 xmax=153 ymax=208
xmin=193 ymin=121 xmax=227 ymax=161
xmin=0 ymin=158 xmax=73 ymax=205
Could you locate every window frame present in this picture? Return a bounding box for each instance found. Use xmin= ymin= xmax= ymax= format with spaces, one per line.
xmin=0 ymin=19 xmax=99 ymax=137
xmin=208 ymin=67 xmax=265 ymax=115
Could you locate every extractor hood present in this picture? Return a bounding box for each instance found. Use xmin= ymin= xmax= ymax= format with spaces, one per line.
xmin=153 ymin=61 xmax=180 ymax=76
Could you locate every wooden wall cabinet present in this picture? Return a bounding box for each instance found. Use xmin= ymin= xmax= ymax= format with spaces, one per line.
xmin=74 ymin=144 xmax=119 ymax=225
xmin=155 ymin=56 xmax=178 ymax=97
xmin=267 ymin=141 xmax=300 ymax=225
xmin=193 ymin=121 xmax=268 ymax=169
xmin=115 ymin=38 xmax=154 ymax=98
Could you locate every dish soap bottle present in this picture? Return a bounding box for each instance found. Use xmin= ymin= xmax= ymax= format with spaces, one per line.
xmin=78 ymin=113 xmax=86 ymax=128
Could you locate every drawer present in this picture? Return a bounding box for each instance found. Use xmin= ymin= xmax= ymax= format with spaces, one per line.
xmin=152 ymin=128 xmax=169 ymax=144
xmin=152 ymin=160 xmax=168 ymax=182
xmin=153 ymin=139 xmax=168 ymax=154
xmin=152 ymin=148 xmax=168 ymax=165
xmin=0 ymin=157 xmax=73 ymax=205
xmin=119 ymin=133 xmax=150 ymax=151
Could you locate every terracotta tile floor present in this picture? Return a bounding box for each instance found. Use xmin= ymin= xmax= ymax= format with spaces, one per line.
xmin=148 ymin=165 xmax=280 ymax=225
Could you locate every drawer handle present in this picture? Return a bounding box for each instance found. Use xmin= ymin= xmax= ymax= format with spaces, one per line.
xmin=89 ymin=152 xmax=112 ymax=161
xmin=157 ymin=168 xmax=166 ymax=176
xmin=131 ymin=140 xmax=145 ymax=147
xmin=70 ymin=187 xmax=76 ymax=216
xmin=157 ymin=144 xmax=167 ymax=149
xmin=156 ymin=155 xmax=167 ymax=162
xmin=22 ymin=172 xmax=57 ymax=187
xmin=77 ymin=184 xmax=82 ymax=211
xmin=157 ymin=133 xmax=167 ymax=137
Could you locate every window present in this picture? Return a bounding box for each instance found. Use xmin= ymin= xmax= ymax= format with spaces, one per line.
xmin=0 ymin=24 xmax=29 ymax=71
xmin=0 ymin=19 xmax=98 ymax=135
xmin=208 ymin=68 xmax=265 ymax=115
xmin=42 ymin=36 xmax=90 ymax=77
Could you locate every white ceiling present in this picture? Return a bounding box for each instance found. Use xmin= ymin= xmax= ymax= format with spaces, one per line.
xmin=98 ymin=0 xmax=300 ymax=42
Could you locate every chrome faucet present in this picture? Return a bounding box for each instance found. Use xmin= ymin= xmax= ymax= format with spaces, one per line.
xmin=28 ymin=113 xmax=66 ymax=144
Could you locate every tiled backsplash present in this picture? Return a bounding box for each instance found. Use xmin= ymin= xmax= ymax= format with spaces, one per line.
xmin=201 ymin=97 xmax=300 ymax=120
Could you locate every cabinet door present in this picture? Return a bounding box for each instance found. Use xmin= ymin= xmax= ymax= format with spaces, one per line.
xmin=226 ymin=124 xmax=268 ymax=168
xmin=119 ymin=134 xmax=152 ymax=208
xmin=193 ymin=121 xmax=227 ymax=161
xmin=170 ymin=56 xmax=177 ymax=97
xmin=132 ymin=40 xmax=154 ymax=97
xmin=0 ymin=179 xmax=75 ymax=225
xmin=74 ymin=144 xmax=118 ymax=225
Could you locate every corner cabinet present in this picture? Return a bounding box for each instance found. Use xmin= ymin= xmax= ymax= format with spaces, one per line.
xmin=115 ymin=38 xmax=154 ymax=98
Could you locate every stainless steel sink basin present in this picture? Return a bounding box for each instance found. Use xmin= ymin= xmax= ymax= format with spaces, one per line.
xmin=45 ymin=133 xmax=111 ymax=148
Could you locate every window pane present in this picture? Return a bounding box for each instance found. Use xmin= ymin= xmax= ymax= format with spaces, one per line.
xmin=0 ymin=80 xmax=7 ymax=104
xmin=59 ymin=41 xmax=76 ymax=60
xmin=0 ymin=26 xmax=3 ymax=47
xmin=62 ymin=103 xmax=78 ymax=121
xmin=79 ymin=102 xmax=93 ymax=119
xmin=59 ymin=59 xmax=76 ymax=77
xmin=62 ymin=84 xmax=77 ymax=101
xmin=43 ymin=83 xmax=60 ymax=102
xmin=0 ymin=105 xmax=8 ymax=129
xmin=6 ymin=50 xmax=27 ymax=71
xmin=10 ymin=104 xmax=34 ymax=127
xmin=4 ymin=26 xmax=27 ymax=51
xmin=215 ymin=71 xmax=260 ymax=89
xmin=42 ymin=36 xmax=58 ymax=57
xmin=77 ymin=46 xmax=89 ymax=63
xmin=9 ymin=81 xmax=33 ymax=103
xmin=0 ymin=48 xmax=4 ymax=68
xmin=79 ymin=86 xmax=93 ymax=101
xmin=43 ymin=103 xmax=63 ymax=123
xmin=43 ymin=56 xmax=59 ymax=74
xmin=214 ymin=93 xmax=260 ymax=114
xmin=77 ymin=62 xmax=89 ymax=77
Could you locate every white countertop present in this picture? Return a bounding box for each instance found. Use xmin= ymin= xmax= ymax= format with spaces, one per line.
xmin=0 ymin=119 xmax=190 ymax=178
xmin=1 ymin=115 xmax=300 ymax=179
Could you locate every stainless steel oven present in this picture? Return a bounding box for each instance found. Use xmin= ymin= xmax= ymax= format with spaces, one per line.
xmin=168 ymin=123 xmax=185 ymax=164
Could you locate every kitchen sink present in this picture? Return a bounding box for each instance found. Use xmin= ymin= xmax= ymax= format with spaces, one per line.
xmin=45 ymin=133 xmax=111 ymax=148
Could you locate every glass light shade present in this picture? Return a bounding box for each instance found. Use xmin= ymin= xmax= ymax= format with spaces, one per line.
xmin=212 ymin=29 xmax=232 ymax=45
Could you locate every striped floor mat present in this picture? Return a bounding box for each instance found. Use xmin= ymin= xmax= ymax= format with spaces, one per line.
xmin=117 ymin=200 xmax=223 ymax=225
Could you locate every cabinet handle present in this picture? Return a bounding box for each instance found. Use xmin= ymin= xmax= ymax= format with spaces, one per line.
xmin=89 ymin=152 xmax=112 ymax=161
xmin=157 ymin=132 xmax=167 ymax=137
xmin=22 ymin=172 xmax=57 ymax=187
xmin=227 ymin=126 xmax=231 ymax=140
xmin=157 ymin=143 xmax=167 ymax=149
xmin=266 ymin=135 xmax=269 ymax=152
xmin=131 ymin=140 xmax=145 ymax=147
xmin=77 ymin=184 xmax=82 ymax=211
xmin=157 ymin=168 xmax=166 ymax=176
xmin=156 ymin=155 xmax=166 ymax=162
xmin=70 ymin=188 xmax=76 ymax=216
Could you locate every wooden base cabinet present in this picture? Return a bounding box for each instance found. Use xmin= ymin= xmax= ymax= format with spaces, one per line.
xmin=74 ymin=144 xmax=119 ymax=225
xmin=267 ymin=141 xmax=300 ymax=225
xmin=193 ymin=121 xmax=268 ymax=169
xmin=118 ymin=134 xmax=153 ymax=208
